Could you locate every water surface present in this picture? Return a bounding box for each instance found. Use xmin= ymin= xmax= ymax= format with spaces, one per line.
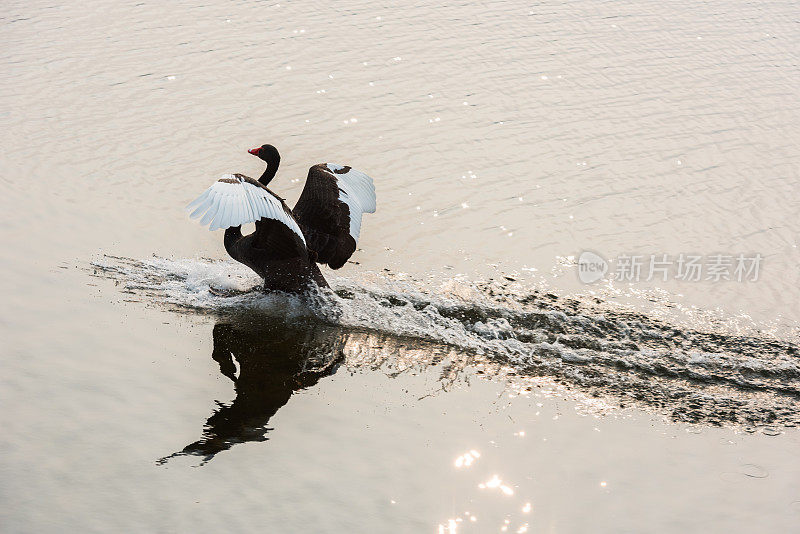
xmin=2 ymin=0 xmax=800 ymax=531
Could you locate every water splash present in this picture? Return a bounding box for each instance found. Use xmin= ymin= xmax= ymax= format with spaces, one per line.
xmin=89 ymin=255 xmax=800 ymax=429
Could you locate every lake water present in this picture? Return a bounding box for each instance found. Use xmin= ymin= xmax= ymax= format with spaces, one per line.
xmin=2 ymin=0 xmax=799 ymax=532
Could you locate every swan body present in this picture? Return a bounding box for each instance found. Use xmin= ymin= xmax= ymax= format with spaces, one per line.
xmin=186 ymin=145 xmax=376 ymax=293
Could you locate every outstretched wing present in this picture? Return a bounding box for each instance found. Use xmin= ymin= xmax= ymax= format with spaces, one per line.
xmin=186 ymin=174 xmax=306 ymax=244
xmin=292 ymin=163 xmax=376 ymax=269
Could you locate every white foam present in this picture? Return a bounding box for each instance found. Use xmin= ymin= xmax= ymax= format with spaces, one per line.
xmin=88 ymin=255 xmax=800 ymax=428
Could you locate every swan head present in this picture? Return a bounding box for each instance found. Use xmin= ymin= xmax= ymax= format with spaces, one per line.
xmin=248 ymin=144 xmax=281 ymax=185
xmin=248 ymin=144 xmax=280 ymax=164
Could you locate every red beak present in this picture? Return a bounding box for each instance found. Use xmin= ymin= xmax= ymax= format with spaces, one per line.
xmin=248 ymin=147 xmax=260 ymax=156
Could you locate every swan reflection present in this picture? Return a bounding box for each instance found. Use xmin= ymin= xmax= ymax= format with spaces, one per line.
xmin=161 ymin=314 xmax=476 ymax=464
xmin=161 ymin=317 xmax=345 ymax=463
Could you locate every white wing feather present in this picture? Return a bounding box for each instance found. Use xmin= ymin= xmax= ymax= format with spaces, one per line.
xmin=187 ymin=174 xmax=306 ymax=244
xmin=325 ymin=163 xmax=377 ymax=242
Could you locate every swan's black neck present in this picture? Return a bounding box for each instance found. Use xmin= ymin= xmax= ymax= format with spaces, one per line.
xmin=258 ymin=148 xmax=280 ymax=186
xmin=224 ymin=226 xmax=243 ymax=256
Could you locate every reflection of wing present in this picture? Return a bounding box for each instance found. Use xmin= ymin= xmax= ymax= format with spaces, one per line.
xmin=186 ymin=174 xmax=305 ymax=243
xmin=292 ymin=163 xmax=376 ymax=269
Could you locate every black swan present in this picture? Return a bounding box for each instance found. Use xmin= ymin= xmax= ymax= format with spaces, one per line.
xmin=186 ymin=144 xmax=376 ymax=292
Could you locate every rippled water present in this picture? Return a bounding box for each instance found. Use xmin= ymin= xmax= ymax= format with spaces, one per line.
xmin=93 ymin=255 xmax=800 ymax=430
xmin=3 ymin=0 xmax=800 ymax=531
